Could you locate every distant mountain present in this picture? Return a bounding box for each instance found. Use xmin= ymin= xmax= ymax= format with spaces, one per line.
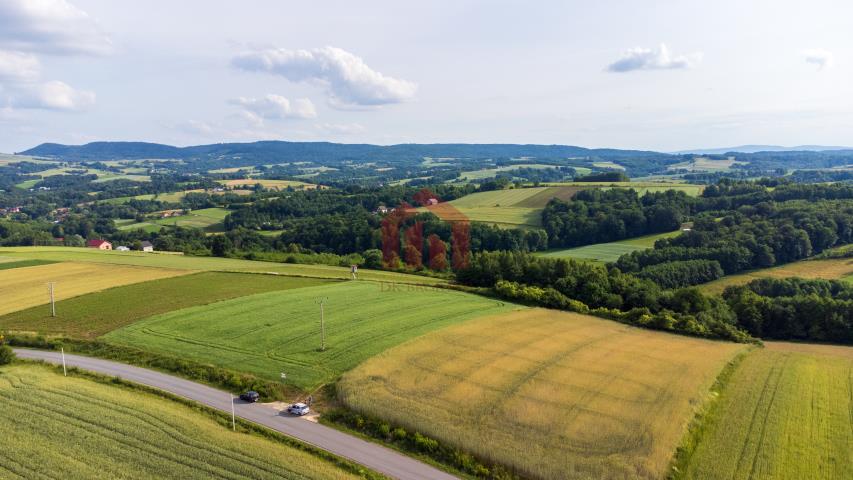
xmin=20 ymin=140 xmax=669 ymax=164
xmin=673 ymin=145 xmax=853 ymax=155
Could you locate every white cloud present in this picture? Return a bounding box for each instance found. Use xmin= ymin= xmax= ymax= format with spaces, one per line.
xmin=0 ymin=0 xmax=111 ymax=55
xmin=801 ymin=49 xmax=834 ymax=70
xmin=232 ymin=46 xmax=416 ymax=108
xmin=607 ymin=43 xmax=701 ymax=72
xmin=0 ymin=47 xmax=93 ymax=111
xmin=230 ymin=94 xmax=317 ymax=122
xmin=8 ymin=80 xmax=95 ymax=111
xmin=0 ymin=50 xmax=40 ymax=81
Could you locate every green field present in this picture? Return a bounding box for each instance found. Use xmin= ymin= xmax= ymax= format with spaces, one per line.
xmin=679 ymin=343 xmax=853 ymax=480
xmin=0 ymin=273 xmax=329 ymax=338
xmin=667 ymin=157 xmax=746 ymax=172
xmin=104 ymin=281 xmax=518 ymax=389
xmin=0 ymin=259 xmax=58 ymax=270
xmin=0 ymin=365 xmax=362 ymax=480
xmin=118 ymin=207 xmax=231 ymax=232
xmin=339 ymin=308 xmax=746 ymax=480
xmin=542 ymin=181 xmax=704 ymax=197
xmin=101 ymin=190 xmax=202 ymax=205
xmin=456 ymin=164 xmax=563 ymax=181
xmin=0 ymin=247 xmax=447 ymax=284
xmin=536 ymin=230 xmax=683 ymax=262
xmin=439 ymin=183 xmax=702 ymax=228
xmin=434 ymin=186 xmax=585 ymax=227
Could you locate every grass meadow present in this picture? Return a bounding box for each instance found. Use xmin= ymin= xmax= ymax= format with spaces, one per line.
xmin=0 ymin=365 xmax=362 ymax=480
xmin=104 ymin=281 xmax=518 ymax=389
xmin=0 ymin=272 xmax=329 ymax=338
xmin=338 ymin=308 xmax=746 ymax=480
xmin=700 ymin=257 xmax=853 ymax=294
xmin=536 ymin=230 xmax=683 ymax=262
xmin=678 ymin=342 xmax=853 ymax=480
xmin=0 ymin=261 xmax=190 ymax=316
xmin=0 ymin=247 xmax=447 ymax=284
xmin=220 ymin=179 xmax=316 ymax=190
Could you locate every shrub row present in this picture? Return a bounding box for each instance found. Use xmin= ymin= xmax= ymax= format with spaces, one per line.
xmin=493 ymin=280 xmax=755 ymax=343
xmin=323 ymin=408 xmax=519 ymax=480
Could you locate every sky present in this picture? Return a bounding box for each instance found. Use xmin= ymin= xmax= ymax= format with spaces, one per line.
xmin=0 ymin=0 xmax=851 ymax=153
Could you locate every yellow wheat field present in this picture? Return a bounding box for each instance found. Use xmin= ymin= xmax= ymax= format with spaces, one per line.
xmin=0 ymin=262 xmax=190 ymax=315
xmin=339 ymin=309 xmax=747 ymax=480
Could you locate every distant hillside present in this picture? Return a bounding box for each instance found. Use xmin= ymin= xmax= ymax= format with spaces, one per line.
xmin=674 ymin=145 xmax=853 ymax=155
xmin=20 ymin=140 xmax=668 ymax=164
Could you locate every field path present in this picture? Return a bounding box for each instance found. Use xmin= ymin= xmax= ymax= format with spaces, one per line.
xmin=14 ymin=348 xmax=457 ymax=480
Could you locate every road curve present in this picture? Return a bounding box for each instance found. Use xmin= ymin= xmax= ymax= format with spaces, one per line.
xmin=13 ymin=348 xmax=457 ymax=480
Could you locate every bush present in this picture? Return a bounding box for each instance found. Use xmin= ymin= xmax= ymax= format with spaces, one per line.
xmin=0 ymin=345 xmax=14 ymax=365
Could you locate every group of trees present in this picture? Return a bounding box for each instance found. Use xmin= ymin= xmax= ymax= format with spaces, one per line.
xmin=615 ymin=198 xmax=853 ymax=287
xmin=456 ymin=250 xmax=751 ymax=342
xmin=723 ymin=278 xmax=853 ymax=343
xmin=542 ymin=189 xmax=691 ymax=247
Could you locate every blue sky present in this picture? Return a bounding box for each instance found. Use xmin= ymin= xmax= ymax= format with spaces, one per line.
xmin=0 ymin=0 xmax=851 ymax=152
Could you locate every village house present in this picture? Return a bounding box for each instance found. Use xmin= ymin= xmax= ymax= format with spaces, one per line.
xmin=140 ymin=241 xmax=154 ymax=252
xmin=87 ymin=239 xmax=112 ymax=250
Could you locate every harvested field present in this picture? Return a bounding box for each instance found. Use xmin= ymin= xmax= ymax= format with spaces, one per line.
xmin=700 ymin=258 xmax=853 ymax=294
xmin=339 ymin=308 xmax=746 ymax=479
xmin=0 ymin=247 xmax=446 ymax=284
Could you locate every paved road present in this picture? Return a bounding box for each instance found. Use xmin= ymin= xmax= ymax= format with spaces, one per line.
xmin=13 ymin=348 xmax=457 ymax=480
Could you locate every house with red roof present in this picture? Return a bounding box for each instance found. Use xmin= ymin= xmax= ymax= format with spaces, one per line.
xmin=86 ymin=239 xmax=112 ymax=250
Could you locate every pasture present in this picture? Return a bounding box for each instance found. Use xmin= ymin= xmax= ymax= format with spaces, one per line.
xmin=679 ymin=343 xmax=852 ymax=480
xmin=0 ymin=272 xmax=328 ymax=338
xmin=104 ymin=281 xmax=518 ymax=389
xmin=0 ymin=365 xmax=362 ymax=480
xmin=542 ymin=181 xmax=704 ymax=197
xmin=437 ymin=186 xmax=587 ymax=227
xmin=439 ymin=183 xmax=702 ymax=228
xmin=700 ymin=257 xmax=853 ymax=294
xmin=0 ymin=262 xmax=190 ymax=316
xmin=536 ymin=230 xmax=683 ymax=262
xmin=667 ymin=157 xmax=746 ymax=172
xmin=338 ymin=308 xmax=746 ymax=480
xmin=456 ymin=164 xmax=563 ymax=181
xmin=0 ymin=247 xmax=447 ymax=284
xmin=219 ymin=179 xmax=316 ymax=190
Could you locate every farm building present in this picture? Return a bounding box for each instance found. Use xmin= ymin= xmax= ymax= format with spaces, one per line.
xmin=87 ymin=239 xmax=112 ymax=250
xmin=140 ymin=241 xmax=154 ymax=252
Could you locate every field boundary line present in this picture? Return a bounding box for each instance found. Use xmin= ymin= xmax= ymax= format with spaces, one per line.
xmin=668 ymin=347 xmax=755 ymax=479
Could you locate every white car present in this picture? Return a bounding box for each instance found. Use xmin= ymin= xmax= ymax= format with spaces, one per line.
xmin=286 ymin=402 xmax=310 ymax=416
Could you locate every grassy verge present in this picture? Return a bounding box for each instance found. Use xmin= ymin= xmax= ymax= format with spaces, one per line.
xmin=10 ymin=359 xmax=385 ymax=480
xmin=321 ymin=405 xmax=520 ymax=480
xmin=667 ymin=348 xmax=754 ymax=479
xmin=6 ymin=334 xmax=297 ymax=401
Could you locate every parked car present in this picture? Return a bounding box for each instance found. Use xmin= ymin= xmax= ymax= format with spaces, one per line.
xmin=239 ymin=391 xmax=260 ymax=402
xmin=286 ymin=402 xmax=310 ymax=416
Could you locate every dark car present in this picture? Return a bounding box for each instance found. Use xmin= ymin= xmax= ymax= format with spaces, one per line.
xmin=239 ymin=391 xmax=260 ymax=402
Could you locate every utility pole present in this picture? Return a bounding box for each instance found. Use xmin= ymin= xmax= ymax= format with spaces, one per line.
xmin=47 ymin=282 xmax=56 ymax=317
xmin=61 ymin=347 xmax=67 ymax=377
xmin=230 ymin=394 xmax=236 ymax=431
xmin=316 ymin=297 xmax=328 ymax=351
